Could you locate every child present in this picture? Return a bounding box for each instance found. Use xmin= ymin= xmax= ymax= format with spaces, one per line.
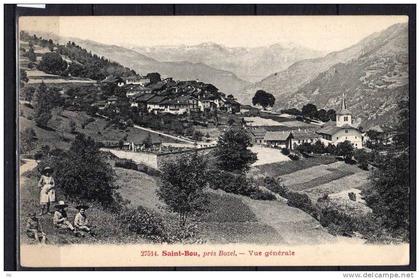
xmin=26 ymin=212 xmax=46 ymax=244
xmin=53 ymin=201 xmax=75 ymax=233
xmin=38 ymin=166 xmax=56 ymax=215
xmin=74 ymin=204 xmax=96 ymax=236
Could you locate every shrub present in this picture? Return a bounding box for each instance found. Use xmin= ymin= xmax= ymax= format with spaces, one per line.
xmin=250 ymin=190 xmax=276 ymax=200
xmin=119 ymin=206 xmax=166 ymax=242
xmin=263 ymin=177 xmax=288 ymax=197
xmin=288 ymin=154 xmax=299 ymax=161
xmin=115 ymin=159 xmax=138 ymax=171
xmin=319 ymin=206 xmax=355 ymax=236
xmin=286 ymin=192 xmax=318 ymax=218
xmin=137 ymin=163 xmax=161 ymax=176
xmin=208 ymin=169 xmax=255 ymax=196
xmin=354 ymin=149 xmax=370 ymax=170
xmin=348 ymin=192 xmax=357 ymax=201
xmin=281 ymin=148 xmax=290 ymax=155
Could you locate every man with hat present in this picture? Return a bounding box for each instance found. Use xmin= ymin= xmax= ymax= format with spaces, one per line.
xmin=74 ymin=204 xmax=95 ymax=236
xmin=38 ymin=166 xmax=56 ymax=215
xmin=26 ymin=212 xmax=46 ymax=244
xmin=53 ymin=201 xmax=75 ymax=232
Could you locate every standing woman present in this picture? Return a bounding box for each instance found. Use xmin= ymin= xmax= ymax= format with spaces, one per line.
xmin=38 ymin=166 xmax=56 ymax=215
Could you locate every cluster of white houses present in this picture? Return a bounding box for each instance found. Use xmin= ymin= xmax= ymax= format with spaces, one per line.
xmin=247 ymin=96 xmax=364 ymax=149
xmin=93 ymin=75 xmax=240 ymax=115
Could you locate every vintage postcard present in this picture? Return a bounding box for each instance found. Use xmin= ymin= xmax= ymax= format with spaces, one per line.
xmin=17 ymin=15 xmax=411 ymax=268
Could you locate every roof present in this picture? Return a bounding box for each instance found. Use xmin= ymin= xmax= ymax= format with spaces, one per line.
xmin=250 ymin=128 xmax=267 ymax=139
xmin=337 ymin=108 xmax=352 ymax=115
xmin=160 ymin=95 xmax=196 ymax=105
xmin=317 ymin=124 xmax=360 ymax=136
xmin=101 ymin=75 xmax=123 ymax=83
xmin=147 ymin=95 xmax=168 ymax=104
xmin=92 ymin=100 xmax=107 ymax=106
xmin=323 ymin=120 xmax=336 ymax=127
xmin=337 ymin=93 xmax=352 ymax=115
xmin=264 ymin=131 xmax=292 ymax=142
xmin=244 ymin=117 xmax=283 ymax=127
xmin=135 ymin=93 xmax=155 ymax=102
xmin=369 ymin=125 xmax=384 ymax=133
xmin=291 ymin=130 xmax=319 ymax=140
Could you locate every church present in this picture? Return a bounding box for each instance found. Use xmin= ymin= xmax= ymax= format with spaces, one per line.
xmin=317 ymin=95 xmax=363 ymax=149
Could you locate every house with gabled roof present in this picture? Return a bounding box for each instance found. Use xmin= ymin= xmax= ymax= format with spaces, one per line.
xmin=146 ymin=95 xmax=169 ymax=113
xmin=263 ymin=131 xmax=293 ymax=149
xmin=160 ymin=95 xmax=199 ymax=115
xmin=290 ymin=130 xmax=319 ymax=149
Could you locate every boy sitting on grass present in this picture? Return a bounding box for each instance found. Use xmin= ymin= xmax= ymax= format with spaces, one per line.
xmin=74 ymin=204 xmax=96 ymax=237
xmin=26 ymin=212 xmax=46 ymax=244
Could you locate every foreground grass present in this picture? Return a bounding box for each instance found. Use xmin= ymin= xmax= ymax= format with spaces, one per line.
xmin=115 ymin=167 xmax=282 ymax=244
xmin=20 ymin=162 xmax=148 ymax=245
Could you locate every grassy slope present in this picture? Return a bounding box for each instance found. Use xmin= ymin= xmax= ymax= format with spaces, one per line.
xmin=255 ymin=155 xmax=337 ymax=178
xmin=114 ymin=167 xmax=283 ymax=244
xmin=19 ymin=104 xmax=179 ymax=152
xmin=19 ymin=160 xmax=148 ymax=245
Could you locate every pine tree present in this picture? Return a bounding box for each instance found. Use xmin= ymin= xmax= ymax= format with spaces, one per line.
xmin=33 ymin=82 xmax=52 ymax=127
xmin=214 ymin=127 xmax=257 ymax=173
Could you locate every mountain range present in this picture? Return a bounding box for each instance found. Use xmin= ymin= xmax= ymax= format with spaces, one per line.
xmin=132 ymin=42 xmax=325 ymax=82
xmin=31 ymin=23 xmax=408 ymax=128
xmin=243 ymin=23 xmax=408 ymax=127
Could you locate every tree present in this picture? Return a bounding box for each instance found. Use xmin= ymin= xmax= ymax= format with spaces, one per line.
xmin=47 ymin=134 xmax=117 ymax=206
xmin=335 ymin=141 xmax=354 ymax=161
xmin=146 ymin=72 xmax=161 ymax=84
xmin=313 ymin=140 xmax=326 ymax=154
xmin=214 ymin=127 xmax=257 ymax=173
xmin=32 ymin=82 xmax=64 ymax=127
xmin=317 ymin=109 xmax=330 ymax=122
xmin=252 ymin=90 xmax=275 ymax=109
xmin=327 ymin=109 xmax=336 ymax=121
xmin=20 ymin=128 xmax=37 ymax=154
xmin=20 ymin=86 xmax=35 ymax=102
xmin=302 ymin=103 xmax=318 ymax=119
xmin=158 ymin=152 xmax=209 ymax=227
xmin=38 ymin=52 xmax=68 ymax=75
xmin=366 ymin=129 xmax=384 ymax=149
xmin=67 ymin=62 xmax=85 ymax=77
xmin=353 ymin=149 xmax=370 ymax=170
xmin=363 ymin=98 xmax=409 ymax=239
xmin=33 ymin=82 xmax=52 ymax=127
xmin=27 ymin=46 xmax=36 ymax=62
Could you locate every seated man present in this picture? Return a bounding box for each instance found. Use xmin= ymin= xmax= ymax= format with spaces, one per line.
xmin=53 ymin=201 xmax=75 ymax=233
xmin=26 ymin=212 xmax=46 ymax=244
xmin=74 ymin=204 xmax=95 ymax=236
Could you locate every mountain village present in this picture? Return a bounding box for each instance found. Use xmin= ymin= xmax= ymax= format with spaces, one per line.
xmin=18 ymin=25 xmax=409 ymax=247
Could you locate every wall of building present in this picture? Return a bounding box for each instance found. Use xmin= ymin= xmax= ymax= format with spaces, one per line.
xmin=103 ymin=148 xmax=159 ymax=168
xmin=333 ymin=129 xmax=363 ymax=148
xmin=102 ymin=147 xmax=215 ymax=170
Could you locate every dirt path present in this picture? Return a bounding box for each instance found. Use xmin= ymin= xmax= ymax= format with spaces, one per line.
xmin=238 ymin=196 xmax=337 ymax=245
xmin=19 ymin=159 xmax=37 ymax=188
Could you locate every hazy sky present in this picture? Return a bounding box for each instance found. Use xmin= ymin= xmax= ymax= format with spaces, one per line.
xmin=19 ymin=16 xmax=408 ymax=52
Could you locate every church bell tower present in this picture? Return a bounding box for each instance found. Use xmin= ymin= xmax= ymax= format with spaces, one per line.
xmin=336 ymin=94 xmax=352 ymax=127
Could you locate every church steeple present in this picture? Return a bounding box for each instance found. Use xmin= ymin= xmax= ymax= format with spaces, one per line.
xmin=336 ymin=94 xmax=352 ymax=127
xmin=341 ymin=93 xmax=347 ymax=111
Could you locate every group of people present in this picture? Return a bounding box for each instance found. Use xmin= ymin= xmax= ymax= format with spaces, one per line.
xmin=26 ymin=166 xmax=95 ymax=244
